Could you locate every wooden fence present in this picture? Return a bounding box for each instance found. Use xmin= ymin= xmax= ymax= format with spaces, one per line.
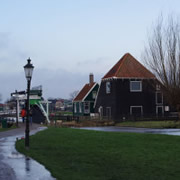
xmin=49 ymin=114 xmax=179 ymax=123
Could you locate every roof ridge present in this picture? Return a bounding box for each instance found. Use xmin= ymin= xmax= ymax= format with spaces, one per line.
xmin=102 ymin=53 xmax=156 ymax=79
xmin=114 ymin=53 xmax=129 ymax=77
xmin=129 ymin=54 xmax=156 ymax=77
xmin=102 ymin=53 xmax=128 ymax=79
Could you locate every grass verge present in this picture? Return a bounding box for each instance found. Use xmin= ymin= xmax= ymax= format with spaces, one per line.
xmin=116 ymin=120 xmax=180 ymax=128
xmin=16 ymin=127 xmax=180 ymax=180
xmin=0 ymin=124 xmax=17 ymax=132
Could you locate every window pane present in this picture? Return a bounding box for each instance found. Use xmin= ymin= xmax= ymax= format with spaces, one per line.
xmin=131 ymin=106 xmax=143 ymax=116
xmin=106 ymin=82 xmax=111 ymax=93
xmin=156 ymin=92 xmax=163 ymax=104
xmin=132 ymin=107 xmax=141 ymax=114
xmin=84 ymin=102 xmax=89 ymax=113
xmin=92 ymin=91 xmax=96 ymax=99
xmin=130 ymin=81 xmax=141 ymax=91
xmin=79 ymin=102 xmax=82 ymax=113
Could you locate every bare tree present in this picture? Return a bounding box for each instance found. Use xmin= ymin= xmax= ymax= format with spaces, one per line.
xmin=143 ymin=15 xmax=180 ymax=115
xmin=69 ymin=90 xmax=79 ymax=101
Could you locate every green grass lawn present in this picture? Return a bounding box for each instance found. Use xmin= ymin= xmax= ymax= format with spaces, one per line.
xmin=16 ymin=127 xmax=180 ymax=180
xmin=116 ymin=120 xmax=180 ymax=128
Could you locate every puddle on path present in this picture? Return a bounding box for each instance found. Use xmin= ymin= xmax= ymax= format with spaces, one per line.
xmin=78 ymin=126 xmax=180 ymax=136
xmin=0 ymin=128 xmax=56 ymax=180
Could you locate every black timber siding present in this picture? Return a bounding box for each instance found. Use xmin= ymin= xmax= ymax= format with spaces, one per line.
xmin=95 ymin=79 xmax=157 ymax=120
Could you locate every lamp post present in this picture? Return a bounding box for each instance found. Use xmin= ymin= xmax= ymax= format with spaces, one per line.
xmin=24 ymin=58 xmax=34 ymax=148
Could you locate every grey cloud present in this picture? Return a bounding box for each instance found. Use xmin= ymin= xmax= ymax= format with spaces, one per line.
xmin=0 ymin=32 xmax=29 ymax=64
xmin=33 ymin=68 xmax=103 ymax=99
xmin=0 ymin=68 xmax=103 ymax=102
xmin=77 ymin=56 xmax=110 ymax=66
xmin=0 ymin=32 xmax=10 ymax=50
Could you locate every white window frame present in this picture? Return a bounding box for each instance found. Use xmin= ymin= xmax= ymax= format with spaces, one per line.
xmin=84 ymin=102 xmax=90 ymax=114
xmin=106 ymin=81 xmax=111 ymax=94
xmin=79 ymin=102 xmax=82 ymax=113
xmin=156 ymin=84 xmax=161 ymax=91
xmin=156 ymin=92 xmax=163 ymax=105
xmin=74 ymin=102 xmax=77 ymax=113
xmin=130 ymin=106 xmax=143 ymax=115
xmin=130 ymin=81 xmax=142 ymax=92
xmin=156 ymin=106 xmax=164 ymax=115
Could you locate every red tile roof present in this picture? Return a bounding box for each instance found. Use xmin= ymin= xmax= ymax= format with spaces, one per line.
xmin=103 ymin=53 xmax=156 ymax=79
xmin=73 ymin=82 xmax=96 ymax=101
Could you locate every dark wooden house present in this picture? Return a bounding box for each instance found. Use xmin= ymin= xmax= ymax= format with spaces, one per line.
xmin=73 ymin=74 xmax=99 ymax=116
xmin=95 ymin=53 xmax=169 ymax=120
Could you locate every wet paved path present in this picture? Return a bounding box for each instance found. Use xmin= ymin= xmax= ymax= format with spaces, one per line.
xmin=78 ymin=126 xmax=180 ymax=136
xmin=0 ymin=123 xmax=55 ymax=180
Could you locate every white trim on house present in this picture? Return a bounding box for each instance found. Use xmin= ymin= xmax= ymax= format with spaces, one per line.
xmin=156 ymin=84 xmax=161 ymax=91
xmin=130 ymin=106 xmax=143 ymax=115
xmin=130 ymin=81 xmax=142 ymax=92
xmin=102 ymin=77 xmax=156 ymax=81
xmin=74 ymin=102 xmax=77 ymax=113
xmin=21 ymin=95 xmax=41 ymax=100
xmin=94 ymin=81 xmax=102 ymax=108
xmin=79 ymin=102 xmax=82 ymax=113
xmin=99 ymin=106 xmax=103 ymax=117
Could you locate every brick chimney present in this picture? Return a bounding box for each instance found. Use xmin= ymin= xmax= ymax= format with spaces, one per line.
xmin=89 ymin=73 xmax=94 ymax=85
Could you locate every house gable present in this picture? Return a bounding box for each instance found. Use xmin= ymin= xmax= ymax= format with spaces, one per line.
xmin=73 ymin=73 xmax=100 ymax=116
xmin=73 ymin=82 xmax=96 ymax=102
xmin=84 ymin=83 xmax=99 ymax=101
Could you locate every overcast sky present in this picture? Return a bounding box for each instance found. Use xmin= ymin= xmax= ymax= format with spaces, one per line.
xmin=0 ymin=0 xmax=180 ymax=102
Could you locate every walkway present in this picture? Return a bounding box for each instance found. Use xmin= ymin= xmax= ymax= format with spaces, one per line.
xmin=0 ymin=123 xmax=55 ymax=180
xmin=0 ymin=123 xmax=41 ymax=138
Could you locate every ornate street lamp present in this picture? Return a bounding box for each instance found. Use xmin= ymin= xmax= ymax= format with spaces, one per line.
xmin=24 ymin=58 xmax=34 ymax=148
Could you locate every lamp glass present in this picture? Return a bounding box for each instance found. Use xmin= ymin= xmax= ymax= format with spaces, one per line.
xmin=24 ymin=59 xmax=34 ymax=80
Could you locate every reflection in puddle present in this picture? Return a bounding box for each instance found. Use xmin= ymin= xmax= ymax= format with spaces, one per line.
xmin=78 ymin=126 xmax=180 ymax=135
xmin=8 ymin=151 xmax=24 ymax=159
xmin=0 ymin=128 xmax=56 ymax=180
xmin=25 ymin=157 xmax=30 ymax=172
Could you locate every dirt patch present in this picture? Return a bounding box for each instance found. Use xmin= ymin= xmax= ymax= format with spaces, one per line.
xmin=50 ymin=120 xmax=115 ymax=127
